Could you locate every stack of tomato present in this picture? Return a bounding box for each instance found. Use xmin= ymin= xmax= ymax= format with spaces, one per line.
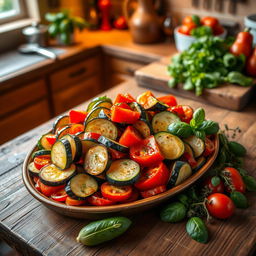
xmin=178 ymin=15 xmax=224 ymax=36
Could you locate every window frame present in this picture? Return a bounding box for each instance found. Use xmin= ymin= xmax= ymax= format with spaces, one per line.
xmin=0 ymin=0 xmax=28 ymax=25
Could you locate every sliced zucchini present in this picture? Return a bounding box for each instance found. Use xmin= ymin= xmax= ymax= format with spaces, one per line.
xmin=32 ymin=150 xmax=51 ymax=159
xmin=106 ymin=159 xmax=140 ymax=186
xmin=184 ymin=135 xmax=205 ymax=158
xmin=193 ymin=156 xmax=206 ymax=172
xmin=184 ymin=143 xmax=194 ymax=157
xmin=85 ymin=118 xmax=118 ymax=140
xmin=98 ymin=135 xmax=128 ymax=153
xmin=98 ymin=108 xmax=111 ymax=120
xmin=94 ymin=173 xmax=106 ymax=183
xmin=75 ymin=131 xmax=84 ymax=139
xmin=56 ymin=125 xmax=71 ymax=140
xmin=92 ymin=100 xmax=112 ymax=110
xmin=155 ymin=132 xmax=184 ymax=160
xmin=152 ymin=111 xmax=180 ymax=133
xmin=85 ymin=107 xmax=111 ymax=124
xmin=81 ymin=138 xmax=99 ymax=155
xmin=84 ymin=145 xmax=111 ymax=176
xmin=51 ymin=139 xmax=73 ymax=170
xmin=39 ymin=163 xmax=76 ymax=186
xmin=28 ymin=162 xmax=40 ymax=176
xmin=65 ymin=173 xmax=98 ymax=200
xmin=62 ymin=134 xmax=82 ymax=162
xmin=133 ymin=120 xmax=153 ymax=138
xmin=168 ymin=161 xmax=192 ymax=186
xmin=129 ymin=102 xmax=148 ymax=121
xmin=86 ymin=96 xmax=112 ymax=112
xmin=137 ymin=93 xmax=168 ymax=111
xmin=38 ymin=133 xmax=54 ymax=150
xmin=53 ymin=115 xmax=70 ymax=133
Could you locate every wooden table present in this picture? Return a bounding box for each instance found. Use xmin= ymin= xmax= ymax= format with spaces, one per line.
xmin=0 ymin=80 xmax=255 ymax=256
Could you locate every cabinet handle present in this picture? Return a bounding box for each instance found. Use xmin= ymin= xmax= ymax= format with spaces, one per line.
xmin=69 ymin=67 xmax=87 ymax=78
xmin=125 ymin=67 xmax=136 ymax=75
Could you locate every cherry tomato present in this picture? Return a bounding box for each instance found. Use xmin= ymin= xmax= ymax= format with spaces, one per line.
xmin=69 ymin=110 xmax=87 ymax=124
xmin=157 ymin=95 xmax=177 ymax=107
xmin=69 ymin=124 xmax=85 ymax=135
xmin=178 ymin=23 xmax=197 ymax=36
xmin=113 ymin=16 xmax=128 ymax=30
xmin=65 ymin=196 xmax=86 ymax=206
xmin=119 ymin=126 xmax=142 ymax=147
xmin=213 ymin=24 xmax=224 ymax=35
xmin=222 ymin=167 xmax=246 ymax=193
xmin=101 ymin=182 xmax=133 ymax=202
xmin=170 ymin=105 xmax=193 ymax=123
xmin=38 ymin=181 xmax=65 ymax=197
xmin=33 ymin=155 xmax=51 ymax=170
xmin=203 ymin=176 xmax=225 ymax=194
xmin=135 ymin=162 xmax=169 ymax=191
xmin=246 ymin=48 xmax=256 ymax=77
xmin=51 ymin=189 xmax=68 ymax=202
xmin=140 ymin=185 xmax=166 ymax=198
xmin=87 ymin=192 xmax=115 ymax=206
xmin=201 ymin=16 xmax=219 ymax=29
xmin=120 ymin=188 xmax=139 ymax=203
xmin=230 ymin=31 xmax=253 ymax=58
xmin=182 ymin=15 xmax=199 ymax=26
xmin=203 ymin=137 xmax=215 ymax=157
xmin=206 ymin=193 xmax=235 ymax=219
xmin=130 ymin=136 xmax=164 ymax=167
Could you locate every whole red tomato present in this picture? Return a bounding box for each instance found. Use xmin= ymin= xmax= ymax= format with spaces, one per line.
xmin=178 ymin=23 xmax=197 ymax=36
xmin=246 ymin=48 xmax=256 ymax=77
xmin=222 ymin=167 xmax=246 ymax=193
xmin=201 ymin=16 xmax=219 ymax=29
xmin=206 ymin=193 xmax=235 ymax=219
xmin=203 ymin=176 xmax=225 ymax=194
xmin=213 ymin=24 xmax=224 ymax=35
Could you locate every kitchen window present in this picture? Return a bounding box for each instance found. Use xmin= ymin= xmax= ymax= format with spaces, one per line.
xmin=0 ymin=0 xmax=27 ymax=24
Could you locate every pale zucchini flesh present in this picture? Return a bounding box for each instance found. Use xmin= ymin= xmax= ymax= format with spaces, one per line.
xmin=152 ymin=111 xmax=180 ymax=133
xmin=155 ymin=132 xmax=184 ymax=160
xmin=184 ymin=135 xmax=205 ymax=158
xmin=133 ymin=120 xmax=152 ymax=138
xmin=28 ymin=162 xmax=40 ymax=176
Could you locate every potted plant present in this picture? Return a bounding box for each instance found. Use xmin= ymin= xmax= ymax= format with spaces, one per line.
xmin=45 ymin=10 xmax=89 ymax=45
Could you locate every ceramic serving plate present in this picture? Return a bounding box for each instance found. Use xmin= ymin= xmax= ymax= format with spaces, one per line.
xmin=22 ymin=135 xmax=219 ymax=219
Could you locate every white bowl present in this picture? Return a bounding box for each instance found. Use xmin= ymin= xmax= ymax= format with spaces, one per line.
xmin=174 ymin=26 xmax=227 ymax=52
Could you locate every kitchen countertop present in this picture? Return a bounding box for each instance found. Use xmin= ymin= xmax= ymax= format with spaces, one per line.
xmin=0 ymin=80 xmax=255 ymax=256
xmin=0 ymin=30 xmax=176 ymax=89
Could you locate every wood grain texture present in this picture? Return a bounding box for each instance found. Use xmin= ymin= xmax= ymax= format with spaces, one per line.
xmin=0 ymin=81 xmax=256 ymax=256
xmin=135 ymin=61 xmax=256 ymax=111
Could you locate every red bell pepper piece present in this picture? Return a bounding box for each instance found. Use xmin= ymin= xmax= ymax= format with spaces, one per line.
xmin=69 ymin=124 xmax=85 ymax=135
xmin=114 ymin=93 xmax=136 ymax=104
xmin=69 ymin=110 xmax=87 ymax=124
xmin=157 ymin=95 xmax=177 ymax=107
xmin=111 ymin=106 xmax=140 ymax=124
xmin=169 ymin=105 xmax=193 ymax=123
xmin=130 ymin=136 xmax=164 ymax=166
xmin=119 ymin=126 xmax=142 ymax=147
xmin=45 ymin=134 xmax=56 ymax=145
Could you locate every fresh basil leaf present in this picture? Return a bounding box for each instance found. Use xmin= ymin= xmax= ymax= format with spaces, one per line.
xmin=168 ymin=77 xmax=177 ymax=88
xmin=194 ymin=130 xmax=206 ymax=140
xmin=190 ymin=119 xmax=196 ymax=128
xmin=186 ymin=217 xmax=208 ymax=243
xmin=160 ymin=202 xmax=187 ymax=222
xmin=198 ymin=120 xmax=219 ymax=135
xmin=230 ymin=191 xmax=248 ymax=209
xmin=242 ymin=175 xmax=256 ymax=192
xmin=168 ymin=122 xmax=193 ymax=138
xmin=193 ymin=108 xmax=205 ymax=126
xmin=228 ymin=141 xmax=247 ymax=157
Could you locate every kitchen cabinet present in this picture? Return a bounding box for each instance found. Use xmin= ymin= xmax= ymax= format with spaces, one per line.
xmin=0 ymin=79 xmax=50 ymax=144
xmin=104 ymin=55 xmax=146 ymax=88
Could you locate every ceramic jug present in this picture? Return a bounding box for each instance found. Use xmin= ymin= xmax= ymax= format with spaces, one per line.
xmin=123 ymin=0 xmax=163 ymax=44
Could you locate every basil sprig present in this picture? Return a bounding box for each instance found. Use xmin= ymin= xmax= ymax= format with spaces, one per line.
xmin=168 ymin=107 xmax=219 ymax=140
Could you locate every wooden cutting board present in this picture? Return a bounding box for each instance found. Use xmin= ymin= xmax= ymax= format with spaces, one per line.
xmin=135 ymin=56 xmax=255 ymax=111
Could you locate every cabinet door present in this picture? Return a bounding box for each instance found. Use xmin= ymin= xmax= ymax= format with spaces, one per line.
xmin=53 ymin=76 xmax=100 ymax=115
xmin=50 ymin=56 xmax=100 ymax=92
xmin=0 ymin=79 xmax=47 ymax=117
xmin=0 ymin=100 xmax=51 ymax=145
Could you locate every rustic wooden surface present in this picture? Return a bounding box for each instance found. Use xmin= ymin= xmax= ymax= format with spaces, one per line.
xmin=135 ymin=59 xmax=256 ymax=111
xmin=0 ymin=80 xmax=256 ymax=256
